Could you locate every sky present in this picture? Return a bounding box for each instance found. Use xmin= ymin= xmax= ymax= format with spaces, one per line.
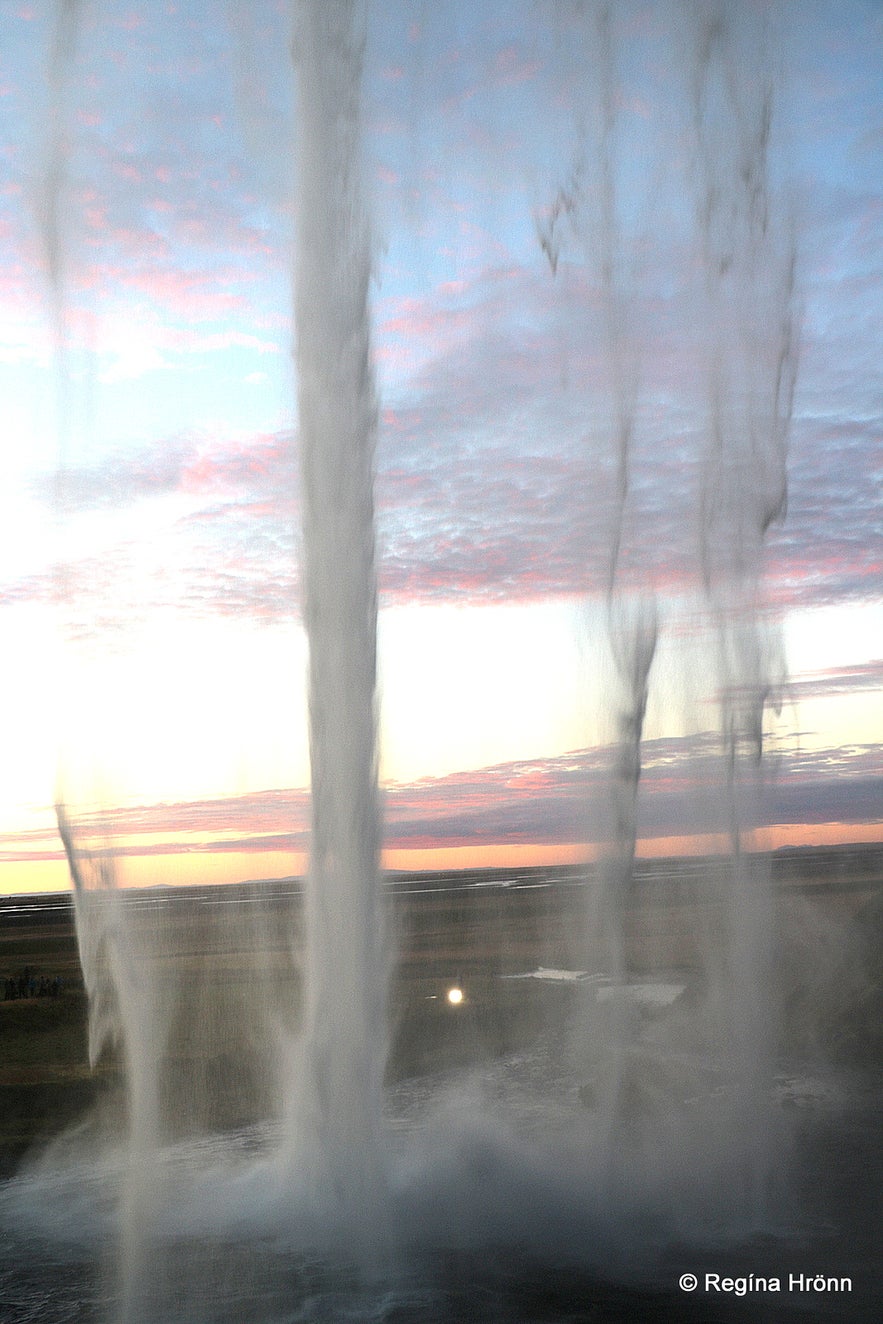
xmin=0 ymin=0 xmax=880 ymax=893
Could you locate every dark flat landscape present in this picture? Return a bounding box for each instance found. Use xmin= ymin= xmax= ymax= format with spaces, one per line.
xmin=2 ymin=845 xmax=880 ymax=1171
xmin=1 ymin=845 xmax=881 ymax=1322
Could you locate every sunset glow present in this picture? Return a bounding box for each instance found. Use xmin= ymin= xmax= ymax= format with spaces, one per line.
xmin=0 ymin=2 xmax=879 ymax=895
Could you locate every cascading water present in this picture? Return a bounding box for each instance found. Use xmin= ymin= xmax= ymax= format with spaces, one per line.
xmin=4 ymin=4 xmax=877 ymax=1323
xmin=531 ymin=1 xmax=797 ymax=1231
xmin=55 ymin=807 xmax=166 ymax=1323
xmin=287 ymin=0 xmax=389 ymax=1249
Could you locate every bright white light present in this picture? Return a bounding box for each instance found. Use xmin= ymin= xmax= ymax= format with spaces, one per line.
xmin=446 ymin=986 xmax=463 ymax=1006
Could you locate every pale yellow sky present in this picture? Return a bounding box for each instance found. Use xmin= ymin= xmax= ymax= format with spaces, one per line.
xmin=0 ymin=596 xmax=879 ymax=895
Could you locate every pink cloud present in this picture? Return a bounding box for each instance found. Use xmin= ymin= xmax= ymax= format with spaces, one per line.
xmin=175 ymin=435 xmax=291 ymax=497
xmin=492 ymin=46 xmax=541 ymax=87
xmin=614 ymin=91 xmax=651 ymax=120
xmin=4 ymin=737 xmax=879 ymax=872
xmin=788 ymin=660 xmax=883 ymax=701
xmin=114 ymin=162 xmax=143 ymax=185
xmin=380 ymin=300 xmax=473 ymax=342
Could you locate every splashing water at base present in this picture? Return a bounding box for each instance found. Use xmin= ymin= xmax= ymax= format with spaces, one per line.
xmin=5 ymin=3 xmax=878 ymax=1323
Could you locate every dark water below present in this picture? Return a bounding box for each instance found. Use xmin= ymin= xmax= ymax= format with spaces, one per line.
xmin=0 ymin=1062 xmax=879 ymax=1323
xmin=1 ymin=862 xmax=880 ymax=1322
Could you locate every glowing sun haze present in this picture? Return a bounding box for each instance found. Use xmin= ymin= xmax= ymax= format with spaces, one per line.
xmin=0 ymin=0 xmax=880 ymax=893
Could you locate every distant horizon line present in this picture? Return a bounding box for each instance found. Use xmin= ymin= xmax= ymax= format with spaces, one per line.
xmin=3 ymin=838 xmax=880 ymax=903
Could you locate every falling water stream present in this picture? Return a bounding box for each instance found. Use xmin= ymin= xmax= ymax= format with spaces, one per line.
xmin=286 ymin=1 xmax=389 ymax=1252
xmin=2 ymin=3 xmax=878 ymax=1322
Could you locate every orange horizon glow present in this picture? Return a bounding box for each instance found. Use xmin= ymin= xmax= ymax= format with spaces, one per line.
xmin=1 ymin=822 xmax=880 ymax=897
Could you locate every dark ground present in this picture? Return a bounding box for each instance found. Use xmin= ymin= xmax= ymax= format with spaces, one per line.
xmin=1 ymin=845 xmax=881 ymax=1321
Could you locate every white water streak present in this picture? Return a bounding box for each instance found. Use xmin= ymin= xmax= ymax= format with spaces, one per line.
xmin=290 ymin=0 xmax=390 ymax=1249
